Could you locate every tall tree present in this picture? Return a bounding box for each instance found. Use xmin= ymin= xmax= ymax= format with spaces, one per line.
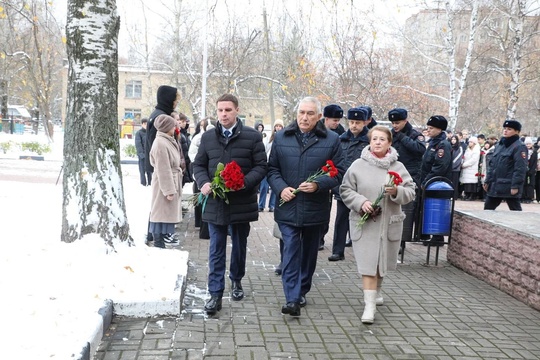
xmin=485 ymin=0 xmax=540 ymax=120
xmin=0 ymin=0 xmax=64 ymax=140
xmin=62 ymin=0 xmax=132 ymax=249
xmin=399 ymin=0 xmax=480 ymax=130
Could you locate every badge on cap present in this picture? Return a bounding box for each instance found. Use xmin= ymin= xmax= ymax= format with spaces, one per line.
xmin=437 ymin=149 xmax=445 ymax=158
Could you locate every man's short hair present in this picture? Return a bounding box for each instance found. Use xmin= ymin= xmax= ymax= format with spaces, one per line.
xmin=141 ymin=118 xmax=148 ymax=124
xmin=297 ymin=97 xmax=322 ymax=115
xmin=216 ymin=94 xmax=239 ymax=107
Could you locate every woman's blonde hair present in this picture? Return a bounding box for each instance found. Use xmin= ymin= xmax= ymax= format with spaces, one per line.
xmin=367 ymin=125 xmax=393 ymax=143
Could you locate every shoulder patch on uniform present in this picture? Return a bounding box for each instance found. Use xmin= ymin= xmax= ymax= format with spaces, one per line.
xmin=437 ymin=149 xmax=445 ymax=158
xmin=521 ymin=151 xmax=527 ymax=159
xmin=417 ymin=136 xmax=425 ymax=142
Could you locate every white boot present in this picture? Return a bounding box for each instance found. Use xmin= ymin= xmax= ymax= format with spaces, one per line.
xmin=376 ymin=277 xmax=384 ymax=306
xmin=361 ymin=290 xmax=377 ymax=324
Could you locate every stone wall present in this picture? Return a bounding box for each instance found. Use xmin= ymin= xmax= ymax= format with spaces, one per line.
xmin=448 ymin=210 xmax=540 ymax=311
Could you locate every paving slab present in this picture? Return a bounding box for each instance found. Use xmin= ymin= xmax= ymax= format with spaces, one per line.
xmin=94 ymin=199 xmax=540 ymax=360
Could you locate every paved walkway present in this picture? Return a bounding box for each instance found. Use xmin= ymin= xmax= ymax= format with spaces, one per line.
xmin=94 ymin=200 xmax=540 ymax=360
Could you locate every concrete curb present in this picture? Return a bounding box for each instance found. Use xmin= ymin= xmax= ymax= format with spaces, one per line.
xmin=113 ymin=274 xmax=186 ymax=317
xmin=78 ymin=268 xmax=187 ymax=359
xmin=75 ymin=299 xmax=113 ymax=360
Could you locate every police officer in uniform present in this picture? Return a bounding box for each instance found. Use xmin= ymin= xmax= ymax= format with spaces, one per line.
xmin=483 ymin=120 xmax=527 ymax=211
xmin=389 ymin=108 xmax=425 ymax=251
xmin=419 ymin=115 xmax=452 ymax=244
xmin=318 ymin=104 xmax=345 ymax=250
xmin=328 ymin=107 xmax=370 ymax=261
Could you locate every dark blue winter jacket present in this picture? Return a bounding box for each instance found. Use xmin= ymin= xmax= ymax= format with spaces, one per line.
xmin=267 ymin=121 xmax=345 ymax=227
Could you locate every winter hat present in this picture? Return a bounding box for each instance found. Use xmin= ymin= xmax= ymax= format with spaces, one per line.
xmin=503 ymin=119 xmax=522 ymax=131
xmin=468 ymin=136 xmax=478 ymax=144
xmin=347 ymin=107 xmax=368 ymax=121
xmin=360 ymin=106 xmax=373 ymax=119
xmin=274 ymin=119 xmax=284 ymax=127
xmin=323 ymin=104 xmax=344 ymax=119
xmin=388 ymin=108 xmax=408 ymax=121
xmin=426 ymin=115 xmax=448 ymax=130
xmin=524 ymin=137 xmax=533 ymax=144
xmin=154 ymin=114 xmax=176 ymax=133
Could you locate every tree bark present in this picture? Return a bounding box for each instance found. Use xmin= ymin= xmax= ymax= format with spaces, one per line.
xmin=62 ymin=0 xmax=132 ymax=249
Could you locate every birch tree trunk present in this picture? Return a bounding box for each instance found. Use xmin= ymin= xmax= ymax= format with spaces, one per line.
xmin=506 ymin=0 xmax=526 ymax=120
xmin=62 ymin=0 xmax=132 ymax=249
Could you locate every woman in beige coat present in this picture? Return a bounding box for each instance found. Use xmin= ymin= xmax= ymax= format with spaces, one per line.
xmin=149 ymin=114 xmax=183 ymax=248
xmin=340 ymin=126 xmax=415 ymax=324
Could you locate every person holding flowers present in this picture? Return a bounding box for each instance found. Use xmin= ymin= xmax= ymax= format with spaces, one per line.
xmin=267 ymin=96 xmax=345 ymax=317
xmin=192 ymin=94 xmax=267 ymax=316
xmin=340 ymin=125 xmax=415 ymax=324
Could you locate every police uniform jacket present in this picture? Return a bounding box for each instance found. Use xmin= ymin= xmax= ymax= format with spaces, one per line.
xmin=192 ymin=119 xmax=267 ymax=225
xmin=333 ymin=128 xmax=369 ymax=200
xmin=391 ymin=122 xmax=426 ymax=186
xmin=485 ymin=135 xmax=527 ymax=198
xmin=420 ymin=132 xmax=452 ymax=187
xmin=267 ymin=121 xmax=345 ymax=227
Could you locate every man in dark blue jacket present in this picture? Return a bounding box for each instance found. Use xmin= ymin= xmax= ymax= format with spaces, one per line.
xmin=268 ymin=97 xmax=345 ymax=317
xmin=328 ymin=107 xmax=370 ymax=261
xmin=483 ymin=120 xmax=527 ymax=211
xmin=193 ymin=94 xmax=267 ymax=315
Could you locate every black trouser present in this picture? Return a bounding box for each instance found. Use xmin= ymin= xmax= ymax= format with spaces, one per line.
xmin=536 ymin=171 xmax=540 ymax=202
xmin=138 ymin=157 xmax=151 ymax=186
xmin=331 ymin=200 xmax=350 ymax=256
xmin=484 ymin=196 xmax=522 ymax=211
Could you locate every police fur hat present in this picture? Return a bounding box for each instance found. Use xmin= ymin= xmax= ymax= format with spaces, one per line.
xmin=426 ymin=115 xmax=448 ymax=131
xmin=360 ymin=106 xmax=372 ymax=119
xmin=503 ymin=119 xmax=522 ymax=132
xmin=154 ymin=114 xmax=177 ymax=133
xmin=388 ymin=108 xmax=408 ymax=121
xmin=347 ymin=107 xmax=368 ymax=121
xmin=323 ymin=104 xmax=344 ymax=119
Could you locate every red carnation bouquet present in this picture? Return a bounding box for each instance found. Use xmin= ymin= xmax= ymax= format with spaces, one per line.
xmin=357 ymin=170 xmax=403 ymax=227
xmin=190 ymin=161 xmax=245 ymax=212
xmin=279 ymin=160 xmax=339 ymax=206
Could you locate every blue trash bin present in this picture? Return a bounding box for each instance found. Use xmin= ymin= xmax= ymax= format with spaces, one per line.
xmin=422 ymin=181 xmax=453 ymax=235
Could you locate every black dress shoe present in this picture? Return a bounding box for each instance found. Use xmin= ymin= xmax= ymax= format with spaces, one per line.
xmin=204 ymin=295 xmax=222 ymax=315
xmin=274 ymin=263 xmax=282 ymax=276
xmin=318 ymin=243 xmax=324 ymax=251
xmin=345 ymin=240 xmax=352 ymax=247
xmin=281 ymin=302 xmax=301 ymax=317
xmin=328 ymin=254 xmax=345 ymax=261
xmin=231 ymin=281 xmax=244 ymax=301
xmin=299 ymin=296 xmax=306 ymax=308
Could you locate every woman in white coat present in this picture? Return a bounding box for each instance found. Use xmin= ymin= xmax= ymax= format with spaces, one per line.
xmin=459 ymin=136 xmax=481 ymax=200
xmin=340 ymin=126 xmax=415 ymax=324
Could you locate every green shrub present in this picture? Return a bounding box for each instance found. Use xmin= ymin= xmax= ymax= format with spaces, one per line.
xmin=123 ymin=144 xmax=137 ymax=158
xmin=0 ymin=141 xmax=13 ymax=154
xmin=20 ymin=142 xmax=51 ymax=155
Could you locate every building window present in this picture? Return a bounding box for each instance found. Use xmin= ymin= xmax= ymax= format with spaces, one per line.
xmin=124 ymin=108 xmax=142 ymax=122
xmin=125 ymin=80 xmax=142 ymax=98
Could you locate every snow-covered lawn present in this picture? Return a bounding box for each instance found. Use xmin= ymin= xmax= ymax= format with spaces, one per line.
xmin=0 ymin=131 xmax=189 ymax=359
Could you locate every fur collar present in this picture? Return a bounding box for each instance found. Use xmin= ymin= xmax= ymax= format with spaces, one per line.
xmin=360 ymin=145 xmax=399 ymax=169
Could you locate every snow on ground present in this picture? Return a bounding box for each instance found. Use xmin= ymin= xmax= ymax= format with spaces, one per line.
xmin=0 ymin=130 xmax=189 ymax=359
